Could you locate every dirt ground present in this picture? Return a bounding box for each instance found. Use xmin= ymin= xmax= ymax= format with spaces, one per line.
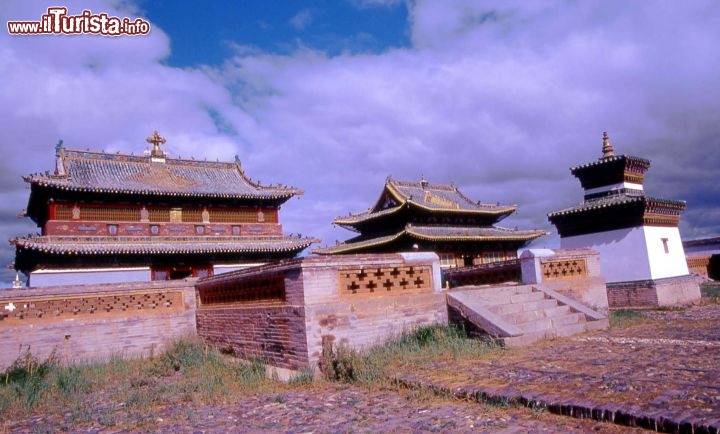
xmin=3 ymin=304 xmax=718 ymax=433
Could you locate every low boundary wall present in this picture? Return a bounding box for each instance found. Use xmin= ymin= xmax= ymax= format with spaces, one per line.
xmin=0 ymin=280 xmax=197 ymax=369
xmin=196 ymin=253 xmax=447 ymax=370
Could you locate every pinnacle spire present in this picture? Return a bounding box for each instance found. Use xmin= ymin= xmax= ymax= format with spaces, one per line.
xmin=601 ymin=131 xmax=614 ymax=160
xmin=146 ymin=130 xmax=166 ymax=158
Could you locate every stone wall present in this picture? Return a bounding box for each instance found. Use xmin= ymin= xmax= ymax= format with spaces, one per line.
xmin=0 ymin=280 xmax=197 ymax=370
xmin=520 ymin=248 xmax=609 ymax=312
xmin=196 ymin=265 xmax=309 ymax=369
xmin=196 ymin=253 xmax=447 ymax=370
xmin=607 ymin=274 xmax=701 ymax=308
xmin=302 ymin=253 xmax=446 ymax=367
xmin=687 ymin=254 xmax=711 ymax=279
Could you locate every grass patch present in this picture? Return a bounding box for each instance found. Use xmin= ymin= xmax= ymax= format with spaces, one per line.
xmin=610 ymin=309 xmax=645 ymax=328
xmin=320 ymin=324 xmax=499 ymax=386
xmin=701 ymin=282 xmax=720 ymax=303
xmin=0 ymin=337 xmax=279 ymax=424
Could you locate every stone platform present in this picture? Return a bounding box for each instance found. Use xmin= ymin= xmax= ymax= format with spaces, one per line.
xmin=394 ymin=304 xmax=720 ymax=433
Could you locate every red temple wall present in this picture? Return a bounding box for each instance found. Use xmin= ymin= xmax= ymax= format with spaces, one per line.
xmin=44 ymin=221 xmax=283 ymax=237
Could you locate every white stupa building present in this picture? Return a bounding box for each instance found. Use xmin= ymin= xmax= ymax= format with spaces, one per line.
xmin=548 ymin=133 xmax=700 ymax=307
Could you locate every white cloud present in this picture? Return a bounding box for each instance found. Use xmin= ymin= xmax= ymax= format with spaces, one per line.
xmin=289 ymin=9 xmax=313 ymax=31
xmin=1 ymin=0 xmax=719 ymax=284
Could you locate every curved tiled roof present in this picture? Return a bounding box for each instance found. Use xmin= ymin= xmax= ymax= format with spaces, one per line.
xmin=333 ymin=204 xmax=405 ymax=226
xmin=405 ymin=224 xmax=546 ymax=241
xmin=548 ymin=194 xmax=685 ymax=218
xmin=25 ymin=148 xmax=301 ymax=200
xmin=333 ymin=178 xmax=516 ymax=227
xmin=570 ymin=154 xmax=650 ymax=172
xmin=313 ymin=224 xmax=545 ymax=255
xmin=13 ymin=235 xmax=315 ymax=255
xmin=385 ymin=178 xmax=516 ymax=213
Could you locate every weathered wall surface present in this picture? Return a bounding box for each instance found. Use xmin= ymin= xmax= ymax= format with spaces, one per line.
xmin=520 ymin=248 xmax=609 ymax=312
xmin=195 ymin=253 xmax=447 ymax=370
xmin=607 ymin=275 xmax=701 ymax=308
xmin=301 ymin=253 xmax=447 ymax=367
xmin=0 ymin=280 xmax=197 ymax=369
xmin=196 ymin=267 xmax=309 ymax=369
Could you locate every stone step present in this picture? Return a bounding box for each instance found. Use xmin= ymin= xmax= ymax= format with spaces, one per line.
xmin=584 ymin=317 xmax=610 ymax=332
xmin=500 ymin=304 xmax=571 ymax=325
xmin=550 ymin=312 xmax=586 ymax=327
xmin=467 ymin=290 xmax=545 ymax=306
xmin=456 ymin=285 xmax=534 ymax=295
xmin=502 ymin=330 xmax=551 ymax=347
xmin=553 ymin=321 xmax=590 ymax=337
xmin=516 ymin=312 xmax=586 ymax=333
xmin=488 ymin=298 xmax=559 ymax=315
xmin=448 ymin=284 xmax=609 ymax=347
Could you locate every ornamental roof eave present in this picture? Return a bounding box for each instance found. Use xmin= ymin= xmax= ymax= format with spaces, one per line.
xmin=333 ymin=197 xmax=516 ymax=228
xmin=570 ymin=154 xmax=651 ymax=173
xmin=12 ymin=235 xmax=318 ymax=255
xmin=23 ymin=147 xmax=303 ymax=201
xmin=547 ymin=195 xmax=686 ymax=219
xmin=333 ymin=204 xmax=405 ymax=227
xmin=404 ymin=225 xmax=547 ymax=242
xmin=25 ymin=177 xmax=300 ymax=201
xmin=384 ymin=178 xmax=517 ymax=213
xmin=313 ymin=224 xmax=546 ymax=255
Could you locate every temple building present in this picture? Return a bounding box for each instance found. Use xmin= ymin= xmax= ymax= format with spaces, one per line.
xmin=548 ymin=132 xmax=700 ymax=306
xmin=314 ymin=177 xmax=545 ymax=267
xmin=12 ymin=131 xmax=315 ymax=287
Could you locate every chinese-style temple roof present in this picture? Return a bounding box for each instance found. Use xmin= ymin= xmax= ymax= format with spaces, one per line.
xmin=569 ymin=133 xmax=651 ymax=190
xmin=12 ymin=235 xmax=315 ymax=255
xmin=24 ymin=136 xmax=301 ymax=200
xmin=313 ymin=224 xmax=546 ymax=255
xmin=334 ymin=177 xmax=516 ymax=226
xmin=548 ymin=194 xmax=686 ymax=219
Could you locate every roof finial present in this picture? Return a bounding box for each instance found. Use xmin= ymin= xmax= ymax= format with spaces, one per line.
xmin=420 ymin=174 xmax=428 ymax=188
xmin=601 ymin=131 xmax=614 ymax=160
xmin=146 ymin=130 xmax=166 ymax=158
xmin=54 ymin=139 xmax=65 ymax=176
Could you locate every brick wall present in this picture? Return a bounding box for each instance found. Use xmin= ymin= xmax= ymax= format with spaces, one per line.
xmin=606 ymin=274 xmax=701 ymax=308
xmin=686 ymin=255 xmax=711 ymax=278
xmin=196 ymin=253 xmax=447 ymax=370
xmin=0 ymin=280 xmax=197 ymax=370
xmin=520 ymin=249 xmax=609 ymax=312
xmin=196 ymin=266 xmax=310 ymax=369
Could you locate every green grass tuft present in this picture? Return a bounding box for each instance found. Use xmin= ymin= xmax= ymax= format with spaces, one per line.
xmin=610 ymin=309 xmax=644 ymax=328
xmin=321 ymin=324 xmax=499 ymax=385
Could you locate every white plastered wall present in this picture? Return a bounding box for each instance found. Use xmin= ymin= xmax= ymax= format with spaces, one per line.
xmin=29 ymin=267 xmax=151 ymax=287
xmin=643 ymin=226 xmax=689 ymax=279
xmin=560 ymin=226 xmax=689 ymax=283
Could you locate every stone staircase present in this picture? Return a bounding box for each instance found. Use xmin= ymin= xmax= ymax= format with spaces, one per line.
xmin=447 ymin=284 xmax=608 ymax=347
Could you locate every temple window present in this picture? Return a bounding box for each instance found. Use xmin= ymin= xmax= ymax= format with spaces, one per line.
xmin=439 ymin=253 xmax=455 ymax=268
xmin=662 ymin=237 xmax=669 ymax=254
xmin=169 ymin=208 xmax=182 ymax=222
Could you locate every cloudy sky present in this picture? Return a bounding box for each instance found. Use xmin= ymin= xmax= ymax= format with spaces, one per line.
xmin=1 ymin=0 xmax=719 ymax=285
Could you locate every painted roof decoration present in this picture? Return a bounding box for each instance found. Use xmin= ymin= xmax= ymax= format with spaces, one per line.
xmin=334 ymin=177 xmax=517 ymax=227
xmin=24 ymin=132 xmax=302 ymax=200
xmin=313 ymin=224 xmax=545 ymax=255
xmin=548 ymin=132 xmax=686 ymax=236
xmin=548 ymin=194 xmax=685 ymax=218
xmin=13 ymin=235 xmax=314 ymax=255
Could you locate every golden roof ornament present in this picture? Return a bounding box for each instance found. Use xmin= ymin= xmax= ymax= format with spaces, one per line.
xmin=601 ymin=131 xmax=615 ymax=160
xmin=146 ymin=130 xmax=167 ymax=158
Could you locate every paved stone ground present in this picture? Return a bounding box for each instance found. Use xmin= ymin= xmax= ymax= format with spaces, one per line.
xmin=3 ymin=383 xmax=640 ymax=433
xmin=3 ymin=304 xmax=718 ymax=433
xmin=394 ymin=304 xmax=720 ymax=433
